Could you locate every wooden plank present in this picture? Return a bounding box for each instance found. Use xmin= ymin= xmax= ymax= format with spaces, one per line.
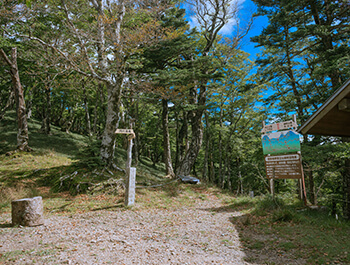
xmin=115 ymin=129 xmax=134 ymax=134
xmin=261 ymin=120 xmax=297 ymax=133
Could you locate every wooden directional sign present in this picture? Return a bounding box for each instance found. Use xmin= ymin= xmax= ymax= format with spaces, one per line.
xmin=261 ymin=120 xmax=298 ymax=134
xmin=264 ymin=153 xmax=302 ymax=179
xmin=116 ymin=129 xmax=135 ymax=139
xmin=116 ymin=129 xmax=134 ymax=134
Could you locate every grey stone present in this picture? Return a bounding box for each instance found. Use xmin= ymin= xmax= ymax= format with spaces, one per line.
xmin=11 ymin=196 xmax=44 ymax=227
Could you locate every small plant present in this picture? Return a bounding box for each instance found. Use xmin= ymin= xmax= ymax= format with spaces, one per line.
xmin=76 ymin=138 xmax=103 ymax=168
xmin=272 ymin=208 xmax=295 ymax=222
xmin=254 ymin=194 xmax=285 ymax=213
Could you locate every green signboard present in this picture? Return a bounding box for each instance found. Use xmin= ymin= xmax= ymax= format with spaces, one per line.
xmin=261 ymin=130 xmax=301 ymax=155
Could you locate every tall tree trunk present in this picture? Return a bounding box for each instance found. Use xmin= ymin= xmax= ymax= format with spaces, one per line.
xmin=203 ymin=111 xmax=210 ymax=181
xmin=175 ymin=109 xmax=188 ymax=174
xmin=0 ymin=88 xmax=14 ymax=121
xmin=26 ymin=89 xmax=32 ymax=120
xmin=41 ymin=86 xmax=51 ymax=134
xmin=342 ymin=137 xmax=350 ymax=220
xmin=132 ymin=100 xmax=139 ymax=166
xmin=0 ymin=48 xmax=30 ymax=151
xmin=162 ymin=99 xmax=175 ymax=177
xmin=309 ymin=169 xmax=317 ymax=205
xmin=100 ymin=79 xmax=123 ymax=166
xmin=82 ymin=78 xmax=92 ymax=136
xmin=176 ymin=76 xmax=205 ymax=176
xmin=218 ymin=103 xmax=224 ymax=188
xmin=176 ymin=107 xmax=204 ymax=176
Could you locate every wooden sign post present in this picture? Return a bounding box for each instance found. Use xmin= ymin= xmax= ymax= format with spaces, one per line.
xmin=116 ymin=128 xmax=136 ymax=207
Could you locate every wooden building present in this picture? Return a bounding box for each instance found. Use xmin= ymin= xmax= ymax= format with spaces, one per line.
xmin=299 ymin=79 xmax=350 ymax=137
xmin=298 ymin=79 xmax=350 ymax=219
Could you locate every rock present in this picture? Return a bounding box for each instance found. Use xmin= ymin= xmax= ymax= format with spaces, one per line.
xmin=11 ymin=196 xmax=44 ymax=227
xmin=178 ymin=175 xmax=200 ymax=184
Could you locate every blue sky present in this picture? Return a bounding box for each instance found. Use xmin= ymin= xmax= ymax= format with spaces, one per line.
xmin=239 ymin=0 xmax=268 ymax=59
xmin=182 ymin=0 xmax=268 ymax=59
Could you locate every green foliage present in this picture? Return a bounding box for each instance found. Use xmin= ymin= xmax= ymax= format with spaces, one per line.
xmin=254 ymin=194 xmax=286 ymax=213
xmin=271 ymin=208 xmax=296 ymax=222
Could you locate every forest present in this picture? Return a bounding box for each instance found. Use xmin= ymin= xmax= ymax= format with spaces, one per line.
xmin=1 ymin=0 xmax=350 ymax=221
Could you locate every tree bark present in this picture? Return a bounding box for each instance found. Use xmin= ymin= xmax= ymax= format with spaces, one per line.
xmin=308 ymin=169 xmax=317 ymax=205
xmin=203 ymin=111 xmax=210 ymax=181
xmin=162 ymin=99 xmax=175 ymax=177
xmin=218 ymin=102 xmax=224 ymax=188
xmin=82 ymin=78 xmax=92 ymax=136
xmin=342 ymin=137 xmax=350 ymax=220
xmin=100 ymin=79 xmax=123 ymax=166
xmin=0 ymin=48 xmax=30 ymax=151
xmin=0 ymin=88 xmax=14 ymax=121
xmin=175 ymin=109 xmax=188 ymax=173
xmin=176 ymin=106 xmax=204 ymax=176
xmin=40 ymin=85 xmax=51 ymax=135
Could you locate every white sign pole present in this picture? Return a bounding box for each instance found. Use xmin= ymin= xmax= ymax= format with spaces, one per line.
xmin=116 ymin=128 xmax=136 ymax=207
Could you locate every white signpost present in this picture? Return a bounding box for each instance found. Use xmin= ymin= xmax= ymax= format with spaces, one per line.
xmin=116 ymin=128 xmax=136 ymax=207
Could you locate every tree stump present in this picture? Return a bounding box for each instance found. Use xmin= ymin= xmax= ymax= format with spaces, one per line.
xmin=11 ymin=196 xmax=44 ymax=227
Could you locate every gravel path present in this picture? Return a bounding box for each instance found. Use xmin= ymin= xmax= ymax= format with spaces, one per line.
xmin=0 ymin=198 xmax=252 ymax=265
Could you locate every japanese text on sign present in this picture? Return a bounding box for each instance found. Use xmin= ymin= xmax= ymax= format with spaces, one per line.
xmin=116 ymin=129 xmax=134 ymax=134
xmin=264 ymin=154 xmax=302 ymax=179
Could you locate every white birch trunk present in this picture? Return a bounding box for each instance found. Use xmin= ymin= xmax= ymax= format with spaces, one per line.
xmin=100 ymin=80 xmax=123 ymax=166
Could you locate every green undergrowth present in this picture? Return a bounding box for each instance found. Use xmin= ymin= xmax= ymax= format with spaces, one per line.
xmin=228 ymin=194 xmax=350 ymax=264
xmin=0 ymin=111 xmax=172 ymax=212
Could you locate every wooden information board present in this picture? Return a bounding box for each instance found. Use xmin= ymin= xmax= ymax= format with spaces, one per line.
xmin=264 ymin=153 xmax=302 ymax=179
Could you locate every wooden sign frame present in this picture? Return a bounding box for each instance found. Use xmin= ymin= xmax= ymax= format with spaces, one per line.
xmin=264 ymin=153 xmax=302 ymax=179
xmin=261 ymin=115 xmax=298 ymax=134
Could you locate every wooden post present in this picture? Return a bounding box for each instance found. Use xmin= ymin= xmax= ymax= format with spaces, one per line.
xmin=270 ymin=167 xmax=275 ymax=198
xmin=300 ymin=153 xmax=308 ymax=206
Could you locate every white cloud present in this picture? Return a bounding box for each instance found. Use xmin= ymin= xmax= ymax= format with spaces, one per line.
xmin=184 ymin=0 xmax=245 ymax=36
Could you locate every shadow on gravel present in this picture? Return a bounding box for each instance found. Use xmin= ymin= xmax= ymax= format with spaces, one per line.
xmin=200 ymin=204 xmax=305 ymax=264
xmin=229 ymin=214 xmax=306 ymax=265
xmin=0 ymin=222 xmax=12 ymax=228
xmin=91 ymin=203 xmax=124 ymax=211
xmin=201 ymin=204 xmax=240 ymax=213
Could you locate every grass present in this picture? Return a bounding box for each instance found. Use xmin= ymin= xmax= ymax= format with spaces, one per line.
xmin=229 ymin=195 xmax=350 ymax=265
xmin=0 ymin=110 xmax=177 ymax=213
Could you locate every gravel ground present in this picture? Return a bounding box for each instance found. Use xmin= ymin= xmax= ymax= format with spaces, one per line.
xmin=0 ymin=197 xmax=254 ymax=265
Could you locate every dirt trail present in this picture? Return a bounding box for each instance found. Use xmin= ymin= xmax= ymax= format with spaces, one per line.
xmin=0 ymin=197 xmax=253 ymax=265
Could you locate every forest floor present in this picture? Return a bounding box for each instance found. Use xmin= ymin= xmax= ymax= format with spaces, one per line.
xmin=0 ymin=186 xmax=308 ymax=265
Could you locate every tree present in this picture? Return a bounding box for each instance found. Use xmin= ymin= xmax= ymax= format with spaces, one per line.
xmin=174 ymin=0 xmax=248 ymax=176
xmin=0 ymin=47 xmax=30 ymax=151
xmin=252 ymin=0 xmax=350 ymax=218
xmin=2 ymin=0 xmax=177 ymax=167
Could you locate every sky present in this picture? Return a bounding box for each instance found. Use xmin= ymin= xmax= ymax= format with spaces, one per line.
xmin=239 ymin=0 xmax=268 ymax=59
xmin=182 ymin=0 xmax=268 ymax=60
